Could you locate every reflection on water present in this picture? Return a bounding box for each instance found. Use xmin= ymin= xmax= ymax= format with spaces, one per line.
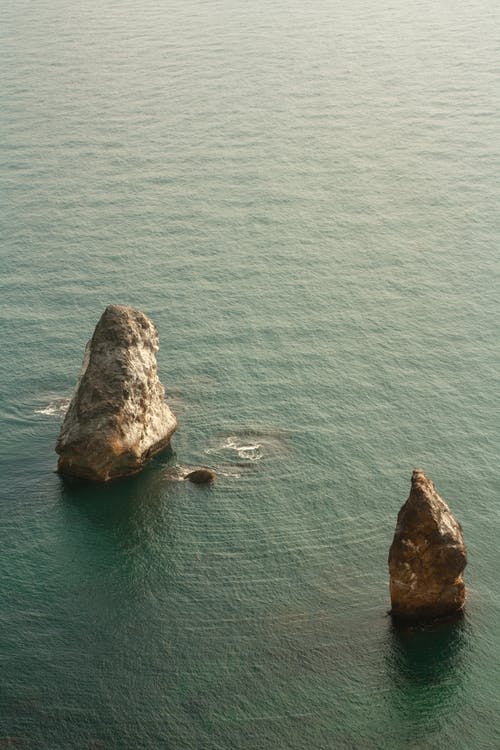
xmin=56 ymin=453 xmax=180 ymax=591
xmin=58 ymin=455 xmax=174 ymax=527
xmin=386 ymin=616 xmax=470 ymax=744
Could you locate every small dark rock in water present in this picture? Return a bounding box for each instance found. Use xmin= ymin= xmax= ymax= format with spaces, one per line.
xmin=56 ymin=305 xmax=177 ymax=481
xmin=186 ymin=468 xmax=217 ymax=484
xmin=388 ymin=469 xmax=467 ymax=621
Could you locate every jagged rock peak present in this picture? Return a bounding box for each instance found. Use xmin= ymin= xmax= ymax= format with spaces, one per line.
xmin=56 ymin=305 xmax=177 ymax=481
xmin=388 ymin=469 xmax=467 ymax=621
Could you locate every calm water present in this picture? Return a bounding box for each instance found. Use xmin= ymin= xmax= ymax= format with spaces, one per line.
xmin=1 ymin=0 xmax=500 ymax=747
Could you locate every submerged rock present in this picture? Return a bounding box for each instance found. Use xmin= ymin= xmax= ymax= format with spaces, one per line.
xmin=56 ymin=305 xmax=177 ymax=481
xmin=186 ymin=468 xmax=217 ymax=485
xmin=388 ymin=470 xmax=467 ymax=620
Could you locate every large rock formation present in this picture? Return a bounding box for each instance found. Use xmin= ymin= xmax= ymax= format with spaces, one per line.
xmin=388 ymin=470 xmax=467 ymax=620
xmin=56 ymin=305 xmax=177 ymax=481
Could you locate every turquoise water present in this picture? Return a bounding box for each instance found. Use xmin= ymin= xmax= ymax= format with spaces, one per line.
xmin=1 ymin=0 xmax=500 ymax=747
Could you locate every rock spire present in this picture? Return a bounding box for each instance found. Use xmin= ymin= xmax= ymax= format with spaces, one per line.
xmin=388 ymin=470 xmax=467 ymax=620
xmin=56 ymin=305 xmax=177 ymax=481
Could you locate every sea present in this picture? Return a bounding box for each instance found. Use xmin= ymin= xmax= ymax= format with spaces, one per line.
xmin=1 ymin=0 xmax=500 ymax=747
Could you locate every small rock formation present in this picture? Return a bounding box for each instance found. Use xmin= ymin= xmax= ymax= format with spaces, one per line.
xmin=186 ymin=468 xmax=217 ymax=485
xmin=56 ymin=305 xmax=177 ymax=481
xmin=388 ymin=470 xmax=467 ymax=620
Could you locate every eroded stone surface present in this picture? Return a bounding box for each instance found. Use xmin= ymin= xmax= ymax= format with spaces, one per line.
xmin=388 ymin=470 xmax=467 ymax=620
xmin=56 ymin=305 xmax=177 ymax=481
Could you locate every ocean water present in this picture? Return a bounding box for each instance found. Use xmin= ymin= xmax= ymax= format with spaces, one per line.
xmin=1 ymin=0 xmax=500 ymax=747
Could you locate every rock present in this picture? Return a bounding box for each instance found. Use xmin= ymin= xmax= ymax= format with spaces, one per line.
xmin=388 ymin=469 xmax=467 ymax=620
xmin=186 ymin=468 xmax=217 ymax=485
xmin=56 ymin=305 xmax=177 ymax=481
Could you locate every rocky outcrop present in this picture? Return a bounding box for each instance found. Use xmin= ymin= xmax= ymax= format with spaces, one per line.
xmin=56 ymin=305 xmax=177 ymax=481
xmin=186 ymin=468 xmax=217 ymax=485
xmin=388 ymin=470 xmax=467 ymax=620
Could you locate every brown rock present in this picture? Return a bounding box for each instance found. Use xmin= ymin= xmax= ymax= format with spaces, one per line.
xmin=388 ymin=470 xmax=467 ymax=620
xmin=56 ymin=305 xmax=177 ymax=481
xmin=186 ymin=468 xmax=217 ymax=485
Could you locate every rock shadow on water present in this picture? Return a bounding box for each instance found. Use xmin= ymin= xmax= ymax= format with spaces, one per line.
xmin=56 ymin=449 xmax=179 ymax=551
xmin=385 ymin=614 xmax=471 ymax=741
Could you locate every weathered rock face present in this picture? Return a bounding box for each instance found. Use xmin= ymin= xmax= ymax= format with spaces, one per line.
xmin=388 ymin=470 xmax=467 ymax=620
xmin=56 ymin=305 xmax=177 ymax=481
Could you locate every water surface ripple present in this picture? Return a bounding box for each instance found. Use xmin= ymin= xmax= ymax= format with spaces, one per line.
xmin=1 ymin=0 xmax=500 ymax=747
